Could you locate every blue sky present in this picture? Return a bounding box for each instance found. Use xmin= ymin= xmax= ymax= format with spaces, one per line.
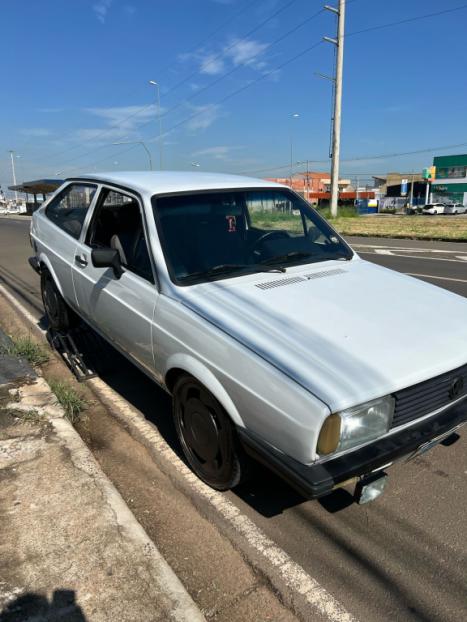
xmin=2 ymin=0 xmax=467 ymax=193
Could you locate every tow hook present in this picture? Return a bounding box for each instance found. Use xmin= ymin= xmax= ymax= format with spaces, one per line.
xmin=354 ymin=472 xmax=388 ymax=504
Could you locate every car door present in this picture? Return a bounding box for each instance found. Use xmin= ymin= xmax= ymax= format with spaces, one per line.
xmin=72 ymin=185 xmax=158 ymax=373
xmin=36 ymin=182 xmax=98 ymax=306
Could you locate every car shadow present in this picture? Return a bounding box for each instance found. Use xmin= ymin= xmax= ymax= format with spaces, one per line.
xmin=0 ymin=589 xmax=86 ymax=622
xmin=47 ymin=319 xmax=330 ymax=516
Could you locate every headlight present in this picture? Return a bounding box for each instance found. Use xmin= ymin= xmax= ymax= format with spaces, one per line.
xmin=317 ymin=396 xmax=395 ymax=455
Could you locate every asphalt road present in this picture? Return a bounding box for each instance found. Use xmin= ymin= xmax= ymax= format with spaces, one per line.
xmin=1 ymin=216 xmax=466 ymax=622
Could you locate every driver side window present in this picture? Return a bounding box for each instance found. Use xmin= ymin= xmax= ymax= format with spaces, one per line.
xmin=87 ymin=188 xmax=154 ymax=283
xmin=246 ymin=191 xmax=305 ymax=237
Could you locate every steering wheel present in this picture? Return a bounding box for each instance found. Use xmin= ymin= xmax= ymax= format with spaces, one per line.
xmin=250 ymin=230 xmax=290 ymax=254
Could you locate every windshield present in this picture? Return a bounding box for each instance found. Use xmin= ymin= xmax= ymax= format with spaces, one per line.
xmin=152 ymin=189 xmax=353 ymax=284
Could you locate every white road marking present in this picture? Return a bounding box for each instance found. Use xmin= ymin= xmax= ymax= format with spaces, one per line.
xmin=406 ymin=273 xmax=467 ymax=284
xmin=0 ymin=282 xmax=358 ymax=622
xmin=352 ymin=243 xmax=467 ymax=254
xmin=358 ymin=251 xmax=467 ymax=263
xmin=374 ymin=249 xmax=394 ymax=255
xmin=456 ymin=256 xmax=467 ymax=261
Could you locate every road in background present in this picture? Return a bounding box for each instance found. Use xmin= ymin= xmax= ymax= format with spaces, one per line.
xmin=0 ymin=217 xmax=466 ymax=622
xmin=348 ymin=236 xmax=467 ymax=298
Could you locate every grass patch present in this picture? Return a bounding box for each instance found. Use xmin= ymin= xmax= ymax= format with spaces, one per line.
xmin=330 ymin=215 xmax=467 ymax=241
xmin=317 ymin=206 xmax=359 ymax=219
xmin=49 ymin=379 xmax=87 ymax=424
xmin=1 ymin=334 xmax=49 ymax=366
xmin=249 ymin=209 xmax=467 ymax=241
xmin=7 ymin=408 xmax=44 ymax=423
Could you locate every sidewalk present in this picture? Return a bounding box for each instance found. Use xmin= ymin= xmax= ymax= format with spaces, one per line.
xmin=0 ymin=330 xmax=204 ymax=622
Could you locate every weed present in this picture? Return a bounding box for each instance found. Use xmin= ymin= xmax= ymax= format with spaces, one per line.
xmin=49 ymin=379 xmax=87 ymax=424
xmin=8 ymin=408 xmax=44 ymax=423
xmin=1 ymin=335 xmax=49 ymax=366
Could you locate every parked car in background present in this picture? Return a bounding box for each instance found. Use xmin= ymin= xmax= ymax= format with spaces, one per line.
xmin=422 ymin=203 xmax=446 ymax=215
xmin=29 ymin=172 xmax=467 ymax=505
xmin=445 ymin=203 xmax=467 ymax=215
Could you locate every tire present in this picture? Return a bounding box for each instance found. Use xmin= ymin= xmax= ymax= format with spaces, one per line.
xmin=40 ymin=269 xmax=75 ymax=332
xmin=172 ymin=375 xmax=246 ymax=490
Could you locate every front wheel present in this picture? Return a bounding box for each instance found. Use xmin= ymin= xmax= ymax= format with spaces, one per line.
xmin=172 ymin=375 xmax=246 ymax=490
xmin=40 ymin=270 xmax=75 ymax=332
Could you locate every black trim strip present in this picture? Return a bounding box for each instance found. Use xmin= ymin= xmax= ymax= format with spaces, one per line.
xmin=238 ymin=399 xmax=467 ymax=499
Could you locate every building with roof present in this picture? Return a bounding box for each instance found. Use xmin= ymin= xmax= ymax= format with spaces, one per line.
xmin=265 ymin=172 xmax=373 ymax=204
xmin=8 ymin=179 xmax=63 ymax=213
xmin=431 ymin=154 xmax=467 ymax=204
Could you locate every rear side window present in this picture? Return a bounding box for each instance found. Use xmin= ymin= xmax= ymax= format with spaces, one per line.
xmin=46 ymin=183 xmax=97 ymax=239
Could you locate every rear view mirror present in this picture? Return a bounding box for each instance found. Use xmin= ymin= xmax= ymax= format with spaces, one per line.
xmin=91 ymin=248 xmax=124 ymax=279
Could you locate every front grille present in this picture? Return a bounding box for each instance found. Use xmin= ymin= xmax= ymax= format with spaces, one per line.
xmin=392 ymin=363 xmax=467 ymax=428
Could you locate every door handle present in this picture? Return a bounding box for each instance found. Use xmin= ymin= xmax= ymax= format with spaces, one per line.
xmin=75 ymin=255 xmax=88 ymax=267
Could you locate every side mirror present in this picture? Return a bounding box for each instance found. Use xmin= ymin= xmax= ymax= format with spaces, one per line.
xmin=91 ymin=248 xmax=124 ymax=279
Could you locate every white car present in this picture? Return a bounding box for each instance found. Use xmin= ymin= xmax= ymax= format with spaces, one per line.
xmin=29 ymin=172 xmax=467 ymax=504
xmin=445 ymin=203 xmax=467 ymax=215
xmin=422 ymin=203 xmax=447 ymax=215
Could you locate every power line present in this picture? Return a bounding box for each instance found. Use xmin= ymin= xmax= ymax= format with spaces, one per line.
xmin=163 ymin=0 xmax=302 ymax=97
xmin=47 ymin=1 xmax=467 ymax=175
xmin=346 ymin=2 xmax=467 ymax=38
xmin=28 ymin=0 xmax=259 ymax=164
xmin=236 ymin=140 xmax=467 ymax=175
xmin=46 ymin=8 xmax=326 ymax=173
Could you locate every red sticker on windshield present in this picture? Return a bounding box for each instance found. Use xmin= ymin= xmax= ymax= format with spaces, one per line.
xmin=226 ymin=215 xmax=237 ymax=232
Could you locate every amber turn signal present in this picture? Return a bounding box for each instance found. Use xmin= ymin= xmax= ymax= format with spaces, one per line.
xmin=317 ymin=413 xmax=341 ymax=455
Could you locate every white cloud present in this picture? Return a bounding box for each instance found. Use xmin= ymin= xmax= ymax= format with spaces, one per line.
xmin=186 ymin=104 xmax=222 ymax=132
xmin=38 ymin=107 xmax=64 ymax=113
xmin=224 ymin=38 xmax=269 ymax=68
xmin=20 ymin=128 xmax=51 ymax=137
xmin=192 ymin=145 xmax=242 ymax=160
xmin=93 ymin=0 xmax=113 ymax=23
xmin=181 ymin=37 xmax=269 ymax=77
xmin=200 ymin=54 xmax=225 ymax=76
xmin=84 ymin=104 xmax=162 ymax=132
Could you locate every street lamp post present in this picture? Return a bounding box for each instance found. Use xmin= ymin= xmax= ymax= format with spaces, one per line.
xmin=289 ymin=113 xmax=300 ymax=187
xmin=9 ymin=150 xmax=18 ymax=202
xmin=296 ymin=160 xmax=310 ymax=203
xmin=113 ymin=141 xmax=153 ymax=171
xmin=149 ymin=80 xmax=163 ymax=170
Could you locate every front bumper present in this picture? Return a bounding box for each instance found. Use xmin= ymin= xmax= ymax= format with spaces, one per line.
xmin=238 ymin=398 xmax=467 ymax=499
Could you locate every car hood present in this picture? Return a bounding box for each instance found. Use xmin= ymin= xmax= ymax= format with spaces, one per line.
xmin=177 ymin=258 xmax=467 ymax=411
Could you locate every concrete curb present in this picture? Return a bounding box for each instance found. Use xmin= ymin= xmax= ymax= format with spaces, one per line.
xmin=49 ymin=417 xmax=206 ymax=622
xmin=0 ymin=322 xmax=205 ymax=621
xmin=0 ymin=282 xmax=356 ymax=622
xmin=0 ymin=214 xmax=31 ymax=221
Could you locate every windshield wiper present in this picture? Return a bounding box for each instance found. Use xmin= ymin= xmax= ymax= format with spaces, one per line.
xmin=180 ymin=263 xmax=286 ymax=282
xmin=262 ymin=250 xmax=352 ymax=266
xmin=260 ymin=251 xmax=314 ymax=266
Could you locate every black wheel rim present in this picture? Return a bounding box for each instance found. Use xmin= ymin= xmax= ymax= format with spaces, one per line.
xmin=175 ymin=382 xmax=228 ymax=480
xmin=43 ymin=278 xmax=60 ymax=326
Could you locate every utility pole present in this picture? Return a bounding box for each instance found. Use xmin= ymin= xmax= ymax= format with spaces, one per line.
xmin=9 ymin=150 xmax=18 ymax=202
xmin=409 ymin=171 xmax=415 ymax=209
xmin=324 ymin=1 xmax=346 ymax=218
xmin=289 ymin=113 xmax=300 ymax=188
xmin=149 ymin=80 xmax=163 ymax=170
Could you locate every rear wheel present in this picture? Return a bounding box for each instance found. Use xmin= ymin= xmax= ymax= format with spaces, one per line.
xmin=172 ymin=375 xmax=246 ymax=490
xmin=40 ymin=270 xmax=75 ymax=332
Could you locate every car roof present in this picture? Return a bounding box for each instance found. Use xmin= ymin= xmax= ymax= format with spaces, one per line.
xmin=70 ymin=171 xmax=287 ymax=197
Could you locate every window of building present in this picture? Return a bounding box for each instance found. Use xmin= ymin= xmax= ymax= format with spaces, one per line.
xmin=436 ymin=166 xmax=467 ymax=179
